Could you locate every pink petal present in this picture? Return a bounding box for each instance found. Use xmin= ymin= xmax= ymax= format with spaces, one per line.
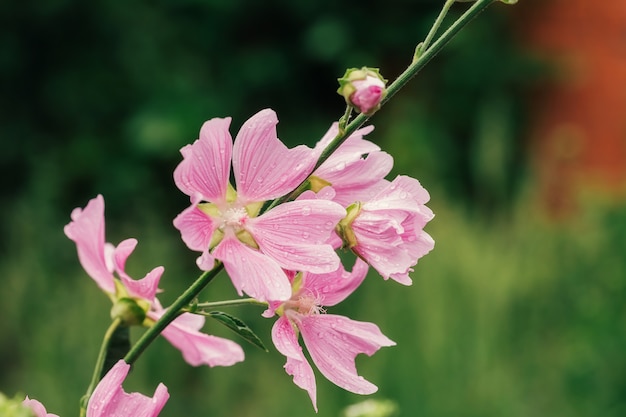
xmin=248 ymin=199 xmax=345 ymax=273
xmin=23 ymin=397 xmax=60 ymax=417
xmin=352 ymin=213 xmax=416 ymax=285
xmin=87 ymin=360 xmax=169 ymax=417
xmin=232 ymin=109 xmax=316 ymax=203
xmin=173 ymin=199 xmax=218 ymax=271
xmin=173 ymin=117 xmax=233 ymax=204
xmin=120 ymin=266 xmax=164 ymax=302
xmin=64 ymin=195 xmax=115 ymax=294
xmin=301 ymin=257 xmax=369 ymax=307
xmin=212 ymin=233 xmax=291 ymax=302
xmin=153 ymin=311 xmax=245 ymax=367
xmin=299 ymin=314 xmax=395 ymax=395
xmin=271 ymin=316 xmax=317 ymax=411
xmin=313 ymin=123 xmax=377 ymax=157
xmin=112 ymin=238 xmax=138 ymax=276
xmin=325 ymin=152 xmax=394 ymax=206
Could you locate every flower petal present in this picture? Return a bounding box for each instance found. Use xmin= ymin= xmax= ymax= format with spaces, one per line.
xmin=112 ymin=238 xmax=138 ymax=276
xmin=152 ymin=311 xmax=245 ymax=367
xmin=299 ymin=314 xmax=395 ymax=396
xmin=88 ymin=360 xmax=169 ymax=417
xmin=248 ymin=199 xmax=345 ymax=273
xmin=120 ymin=266 xmax=164 ymax=302
xmin=64 ymin=195 xmax=115 ymax=294
xmin=232 ymin=109 xmax=315 ymax=203
xmin=173 ymin=198 xmax=218 ymax=271
xmin=173 ymin=117 xmax=233 ymax=204
xmin=212 ymin=233 xmax=291 ymax=302
xmin=301 ymin=257 xmax=369 ymax=307
xmin=271 ymin=316 xmax=317 ymax=411
xmin=23 ymin=397 xmax=60 ymax=417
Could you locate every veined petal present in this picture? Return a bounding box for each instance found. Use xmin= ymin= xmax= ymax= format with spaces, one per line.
xmin=212 ymin=233 xmax=291 ymax=302
xmin=64 ymin=195 xmax=115 ymax=294
xmin=173 ymin=117 xmax=233 ymax=204
xmin=120 ymin=266 xmax=164 ymax=302
xmin=87 ymin=360 xmax=169 ymax=417
xmin=299 ymin=314 xmax=395 ymax=396
xmin=313 ymin=123 xmax=377 ymax=156
xmin=272 ymin=316 xmax=317 ymax=411
xmin=301 ymin=258 xmax=369 ymax=307
xmin=153 ymin=311 xmax=244 ymax=367
xmin=232 ymin=109 xmax=316 ymax=203
xmin=248 ymin=199 xmax=345 ymax=273
xmin=173 ymin=198 xmax=218 ymax=271
xmin=352 ymin=220 xmax=415 ymax=285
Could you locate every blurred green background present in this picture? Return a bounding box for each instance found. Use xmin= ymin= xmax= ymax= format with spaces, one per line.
xmin=2 ymin=1 xmax=625 ymax=416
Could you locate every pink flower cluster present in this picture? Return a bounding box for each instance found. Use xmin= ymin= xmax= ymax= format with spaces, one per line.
xmin=62 ymin=108 xmax=433 ymax=412
xmin=173 ymin=109 xmax=434 ymax=409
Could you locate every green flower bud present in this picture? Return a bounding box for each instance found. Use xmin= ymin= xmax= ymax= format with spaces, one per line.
xmin=110 ymin=297 xmax=147 ymax=326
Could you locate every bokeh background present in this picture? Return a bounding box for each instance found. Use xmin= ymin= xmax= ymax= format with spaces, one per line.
xmin=2 ymin=1 xmax=626 ymax=416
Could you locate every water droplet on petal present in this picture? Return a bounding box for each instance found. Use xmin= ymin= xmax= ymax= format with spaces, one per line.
xmin=302 ymin=231 xmax=310 ymax=239
xmin=301 ymin=206 xmax=311 ymax=216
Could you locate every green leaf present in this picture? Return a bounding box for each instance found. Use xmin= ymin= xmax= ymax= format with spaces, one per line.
xmin=207 ymin=311 xmax=268 ymax=351
xmin=101 ymin=325 xmax=130 ymax=378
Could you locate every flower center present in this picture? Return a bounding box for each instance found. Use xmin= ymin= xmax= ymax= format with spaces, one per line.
xmin=284 ymin=292 xmax=325 ymax=316
xmin=220 ymin=207 xmax=248 ymax=231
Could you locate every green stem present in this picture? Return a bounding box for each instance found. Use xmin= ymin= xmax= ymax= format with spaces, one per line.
xmin=418 ymin=0 xmax=456 ymax=58
xmin=124 ymin=263 xmax=224 ymax=365
xmin=194 ymin=298 xmax=268 ymax=310
xmin=80 ymin=317 xmax=122 ymax=417
xmin=266 ymin=0 xmax=496 ymax=211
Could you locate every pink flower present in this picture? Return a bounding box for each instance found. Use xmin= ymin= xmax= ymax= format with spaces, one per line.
xmin=266 ymin=259 xmax=395 ymax=411
xmin=337 ymin=175 xmax=435 ymax=285
xmin=87 ymin=360 xmax=169 ymax=417
xmin=65 ymin=195 xmax=244 ymax=368
xmin=311 ymin=123 xmax=393 ymax=206
xmin=173 ymin=108 xmax=346 ymax=302
xmin=23 ymin=397 xmax=59 ymax=417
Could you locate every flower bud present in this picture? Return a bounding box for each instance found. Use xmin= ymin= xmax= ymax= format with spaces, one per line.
xmin=110 ymin=297 xmax=147 ymax=326
xmin=337 ymin=67 xmax=387 ymax=115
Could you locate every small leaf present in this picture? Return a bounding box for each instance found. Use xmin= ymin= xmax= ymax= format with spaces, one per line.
xmin=207 ymin=311 xmax=268 ymax=351
xmin=101 ymin=325 xmax=130 ymax=378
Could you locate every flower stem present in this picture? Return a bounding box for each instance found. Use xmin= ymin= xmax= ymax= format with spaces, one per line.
xmin=80 ymin=317 xmax=122 ymax=417
xmin=193 ymin=298 xmax=268 ymax=310
xmin=266 ymin=0 xmax=497 ymax=210
xmin=417 ymin=0 xmax=456 ymax=59
xmin=123 ymin=263 xmax=224 ymax=365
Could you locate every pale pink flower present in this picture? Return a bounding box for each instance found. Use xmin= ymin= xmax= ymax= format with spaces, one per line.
xmin=65 ymin=195 xmax=244 ymax=368
xmin=23 ymin=397 xmax=59 ymax=417
xmin=339 ymin=175 xmax=435 ymax=285
xmin=266 ymin=259 xmax=395 ymax=411
xmin=173 ymin=108 xmax=346 ymax=302
xmin=311 ymin=123 xmax=393 ymax=206
xmin=87 ymin=360 xmax=169 ymax=417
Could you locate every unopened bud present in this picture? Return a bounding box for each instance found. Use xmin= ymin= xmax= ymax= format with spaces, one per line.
xmin=337 ymin=67 xmax=387 ymax=115
xmin=110 ymin=297 xmax=147 ymax=326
